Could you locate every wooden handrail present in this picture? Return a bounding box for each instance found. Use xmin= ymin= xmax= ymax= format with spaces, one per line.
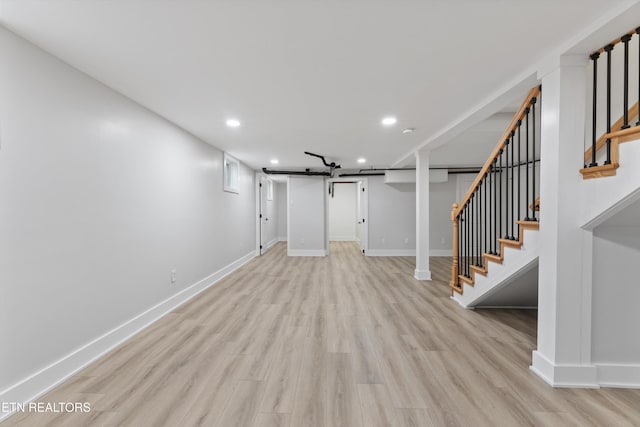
xmin=584 ymin=102 xmax=638 ymax=162
xmin=453 ymin=85 xmax=541 ymax=219
xmin=592 ymin=27 xmax=640 ymax=55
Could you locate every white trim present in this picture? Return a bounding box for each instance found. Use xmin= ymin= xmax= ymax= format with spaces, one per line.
xmin=0 ymin=250 xmax=256 ymax=422
xmin=596 ymin=364 xmax=640 ymax=388
xmin=414 ymin=269 xmax=432 ymax=281
xmin=329 ymin=236 xmax=357 ymax=242
xmin=530 ymin=351 xmax=599 ymax=388
xmin=366 ymin=249 xmax=416 ymax=257
xmin=287 ymin=249 xmax=327 ymax=257
xmin=277 ymin=236 xmax=287 ymax=242
xmin=430 ymin=249 xmax=452 ymax=257
xmin=263 ymin=237 xmax=279 ymax=252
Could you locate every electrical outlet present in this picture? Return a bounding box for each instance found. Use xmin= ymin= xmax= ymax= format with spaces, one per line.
xmin=441 ymin=237 xmax=445 ymax=244
xmin=171 ymin=269 xmax=177 ymax=284
xmin=300 ymin=237 xmax=305 ymax=245
xmin=381 ymin=237 xmax=385 ymax=244
xmin=404 ymin=237 xmax=409 ymax=244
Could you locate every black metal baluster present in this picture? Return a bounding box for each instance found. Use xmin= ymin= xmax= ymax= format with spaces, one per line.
xmin=524 ymin=107 xmax=530 ymax=221
xmin=499 ymin=149 xmax=503 ymax=246
xmin=492 ymin=157 xmax=499 ymax=255
xmin=504 ymin=139 xmax=510 ymax=239
xmin=510 ymin=131 xmax=515 ymax=239
xmin=590 ymin=52 xmax=600 ymax=167
xmin=637 ymin=28 xmax=640 ymax=127
xmin=484 ymin=173 xmax=488 ymax=263
xmin=605 ymin=44 xmax=614 ymax=165
xmin=458 ymin=214 xmax=462 ymax=285
xmin=466 ymin=203 xmax=470 ymax=276
xmin=477 ymin=185 xmax=482 ymax=266
xmin=622 ymin=34 xmax=632 ymax=129
xmin=517 ymin=121 xmax=522 ymax=236
xmin=471 ymin=195 xmax=475 ymax=271
xmin=531 ymin=98 xmax=538 ymax=221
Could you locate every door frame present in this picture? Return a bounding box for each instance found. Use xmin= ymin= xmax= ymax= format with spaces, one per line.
xmin=326 ymin=177 xmax=369 ymax=256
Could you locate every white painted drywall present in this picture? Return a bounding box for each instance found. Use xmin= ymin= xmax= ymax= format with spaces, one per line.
xmin=329 ymin=182 xmax=357 ymax=241
xmin=367 ymin=176 xmax=415 ymax=254
xmin=287 ymin=176 xmax=326 ymax=255
xmin=0 ymin=27 xmax=255 ymax=397
xmin=276 ymin=182 xmax=287 ymax=240
xmin=431 ymin=177 xmax=459 ymax=253
xmin=592 ymin=223 xmax=640 ymax=364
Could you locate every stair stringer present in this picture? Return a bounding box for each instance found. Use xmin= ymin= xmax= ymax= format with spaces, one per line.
xmin=453 ymin=227 xmax=540 ymax=308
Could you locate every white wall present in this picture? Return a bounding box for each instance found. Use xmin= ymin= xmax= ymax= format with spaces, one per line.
xmin=0 ymin=27 xmax=255 ymax=402
xmin=276 ymin=182 xmax=287 ymax=240
xmin=329 ymin=182 xmax=357 ymax=241
xmin=431 ymin=177 xmax=458 ymax=254
xmin=592 ymin=224 xmax=640 ymax=364
xmin=287 ymin=176 xmax=326 ymax=256
xmin=367 ymin=177 xmax=415 ymax=255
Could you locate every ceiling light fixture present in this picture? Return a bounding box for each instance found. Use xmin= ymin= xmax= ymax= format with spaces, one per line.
xmin=226 ymin=119 xmax=241 ymax=128
xmin=402 ymin=127 xmax=415 ymax=134
xmin=381 ymin=116 xmax=397 ymax=126
xmin=357 ymin=158 xmax=366 ymax=164
xmin=270 ymin=159 xmax=279 ymax=164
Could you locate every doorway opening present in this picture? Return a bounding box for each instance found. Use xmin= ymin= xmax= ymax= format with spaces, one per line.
xmin=326 ymin=178 xmax=368 ymax=256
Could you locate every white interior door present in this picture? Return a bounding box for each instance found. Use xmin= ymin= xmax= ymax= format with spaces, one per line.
xmin=357 ymin=181 xmax=368 ymax=255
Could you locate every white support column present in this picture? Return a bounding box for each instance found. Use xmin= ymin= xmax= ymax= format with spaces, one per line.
xmin=415 ymin=147 xmax=431 ymax=280
xmin=531 ymin=55 xmax=597 ymax=387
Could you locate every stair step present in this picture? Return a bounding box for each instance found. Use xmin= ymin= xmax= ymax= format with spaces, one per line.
xmin=458 ymin=274 xmax=474 ymax=285
xmin=470 ymin=264 xmax=487 ymax=276
xmin=483 ymin=253 xmax=503 ymax=264
xmin=517 ymin=220 xmax=539 ymax=229
xmin=499 ymin=238 xmax=522 ymax=247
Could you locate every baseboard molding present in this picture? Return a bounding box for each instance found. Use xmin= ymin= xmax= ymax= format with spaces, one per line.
xmin=596 ymin=364 xmax=640 ymax=388
xmin=0 ymin=250 xmax=256 ymax=422
xmin=430 ymin=249 xmax=453 ymax=257
xmin=530 ymin=351 xmax=599 ymax=388
xmin=329 ymin=236 xmax=357 ymax=242
xmin=366 ymin=249 xmax=416 ymax=257
xmin=263 ymin=238 xmax=279 ymax=252
xmin=414 ymin=269 xmax=432 ymax=281
xmin=277 ymin=236 xmax=287 ymax=242
xmin=287 ymin=249 xmax=327 ymax=257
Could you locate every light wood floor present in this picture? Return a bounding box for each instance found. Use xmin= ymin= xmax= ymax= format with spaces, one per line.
xmin=4 ymin=242 xmax=640 ymax=426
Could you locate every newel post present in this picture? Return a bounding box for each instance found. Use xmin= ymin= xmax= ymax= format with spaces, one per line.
xmin=450 ymin=203 xmax=459 ymax=295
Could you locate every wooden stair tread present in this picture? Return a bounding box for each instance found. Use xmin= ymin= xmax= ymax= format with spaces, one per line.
xmin=458 ymin=274 xmax=474 ymax=285
xmin=470 ymin=264 xmax=487 ymax=276
xmin=516 ymin=220 xmax=539 ymax=229
xmin=580 ymin=163 xmax=619 ymax=179
xmin=483 ymin=253 xmax=503 ymax=263
xmin=498 ymin=238 xmax=522 ymax=247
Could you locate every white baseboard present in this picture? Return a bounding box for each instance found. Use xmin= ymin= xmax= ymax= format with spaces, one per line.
xmin=287 ymin=249 xmax=327 ymax=257
xmin=329 ymin=236 xmax=357 ymax=242
xmin=0 ymin=250 xmax=256 ymax=422
xmin=530 ymin=351 xmax=599 ymax=388
xmin=366 ymin=249 xmax=416 ymax=257
xmin=277 ymin=236 xmax=287 ymax=242
xmin=596 ymin=364 xmax=640 ymax=388
xmin=263 ymin=238 xmax=279 ymax=252
xmin=430 ymin=249 xmax=453 ymax=257
xmin=414 ymin=269 xmax=432 ymax=281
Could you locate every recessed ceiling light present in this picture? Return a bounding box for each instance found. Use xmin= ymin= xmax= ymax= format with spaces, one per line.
xmin=270 ymin=159 xmax=279 ymax=164
xmin=226 ymin=119 xmax=241 ymax=128
xmin=357 ymin=158 xmax=366 ymax=164
xmin=381 ymin=116 xmax=397 ymax=126
xmin=402 ymin=127 xmax=415 ymax=134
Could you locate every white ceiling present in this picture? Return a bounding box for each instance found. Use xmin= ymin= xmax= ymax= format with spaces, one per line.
xmin=0 ymin=0 xmax=633 ymax=170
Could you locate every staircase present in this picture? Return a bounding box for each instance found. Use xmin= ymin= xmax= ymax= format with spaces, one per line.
xmin=449 ymin=86 xmax=542 ymax=307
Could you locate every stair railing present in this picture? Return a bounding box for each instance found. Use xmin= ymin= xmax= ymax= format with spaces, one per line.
xmin=582 ymin=26 xmax=640 ymax=179
xmin=450 ymin=86 xmax=541 ymax=295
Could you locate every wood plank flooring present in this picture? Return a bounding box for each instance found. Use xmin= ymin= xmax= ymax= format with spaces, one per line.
xmin=3 ymin=242 xmax=640 ymax=426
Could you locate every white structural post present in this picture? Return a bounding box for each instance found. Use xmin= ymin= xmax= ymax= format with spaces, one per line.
xmin=415 ymin=147 xmax=432 ymax=280
xmin=531 ymin=55 xmax=597 ymax=386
